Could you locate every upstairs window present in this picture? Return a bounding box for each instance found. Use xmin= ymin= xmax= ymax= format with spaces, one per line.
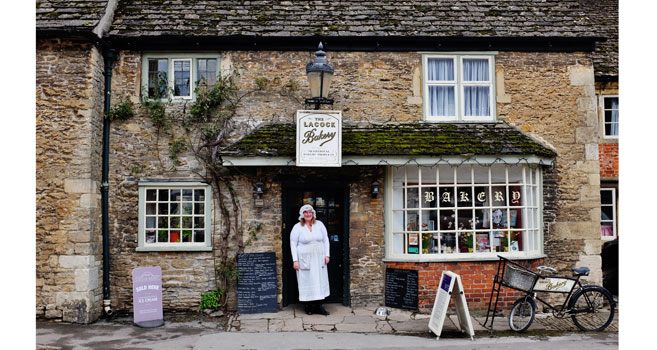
xmin=600 ymin=188 xmax=617 ymax=240
xmin=423 ymin=54 xmax=495 ymax=122
xmin=142 ymin=53 xmax=220 ymax=100
xmin=602 ymin=96 xmax=619 ymax=138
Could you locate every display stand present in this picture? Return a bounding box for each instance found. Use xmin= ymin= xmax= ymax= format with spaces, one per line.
xmin=428 ymin=271 xmax=474 ymax=340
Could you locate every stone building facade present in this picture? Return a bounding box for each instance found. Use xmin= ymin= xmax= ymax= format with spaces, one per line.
xmin=36 ymin=0 xmax=618 ymax=322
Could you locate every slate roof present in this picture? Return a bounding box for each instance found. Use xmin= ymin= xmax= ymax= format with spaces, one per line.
xmin=36 ymin=0 xmax=108 ymax=32
xmin=220 ymin=122 xmax=557 ymax=158
xmin=108 ymin=0 xmax=593 ymax=38
xmin=579 ymin=0 xmax=618 ymax=79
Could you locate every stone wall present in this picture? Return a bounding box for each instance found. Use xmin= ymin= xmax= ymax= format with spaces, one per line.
xmin=496 ymin=52 xmax=602 ymax=282
xmin=36 ymin=39 xmax=106 ymax=323
xmin=37 ymin=47 xmax=602 ymax=319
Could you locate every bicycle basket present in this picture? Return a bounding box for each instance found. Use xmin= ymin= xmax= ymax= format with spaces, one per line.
xmin=502 ymin=265 xmax=538 ymax=292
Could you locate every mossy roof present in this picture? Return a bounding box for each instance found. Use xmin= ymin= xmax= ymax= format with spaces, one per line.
xmin=221 ymin=122 xmax=557 ymax=158
xmin=36 ymin=0 xmax=108 ymax=32
xmin=108 ymin=0 xmax=595 ymax=38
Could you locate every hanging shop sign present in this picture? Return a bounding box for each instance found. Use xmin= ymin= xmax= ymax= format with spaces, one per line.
xmin=296 ymin=110 xmax=342 ymax=167
xmin=428 ymin=271 xmax=474 ymax=340
xmin=132 ymin=266 xmax=164 ymax=328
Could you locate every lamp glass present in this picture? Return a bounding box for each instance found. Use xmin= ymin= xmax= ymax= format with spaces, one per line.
xmin=307 ymin=71 xmax=333 ymax=98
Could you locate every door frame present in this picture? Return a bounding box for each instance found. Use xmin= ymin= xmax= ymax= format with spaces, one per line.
xmin=281 ymin=182 xmax=350 ymax=306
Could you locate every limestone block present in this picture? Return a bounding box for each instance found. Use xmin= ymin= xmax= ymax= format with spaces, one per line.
xmin=577 ymin=254 xmax=602 ymax=285
xmin=575 ymin=127 xmax=596 ymax=144
xmin=569 ymin=65 xmax=594 ymax=86
xmin=583 ymin=239 xmax=603 ymax=255
xmin=549 ymin=222 xmax=599 ymax=240
xmin=580 ymin=184 xmax=601 ymax=203
xmin=64 ymin=179 xmax=95 ymax=194
xmin=79 ymin=193 xmax=99 ymax=208
xmin=585 ymin=144 xmax=599 ymax=161
xmin=55 ymin=291 xmax=93 ymax=306
xmin=59 ymin=255 xmax=95 ymax=269
xmin=407 ymin=96 xmax=422 ymax=105
xmin=69 ymin=231 xmax=93 ymax=243
xmin=75 ymin=267 xmax=99 ymax=292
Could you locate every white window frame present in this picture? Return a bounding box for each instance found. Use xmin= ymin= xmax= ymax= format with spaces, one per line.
xmin=600 ymin=95 xmax=619 ymax=139
xmin=384 ymin=164 xmax=544 ymax=262
xmin=600 ymin=188 xmax=617 ymax=241
xmin=141 ymin=53 xmax=221 ymax=101
xmin=422 ymin=53 xmax=496 ymax=122
xmin=137 ymin=182 xmax=213 ymax=252
xmin=171 ymin=58 xmax=193 ymax=99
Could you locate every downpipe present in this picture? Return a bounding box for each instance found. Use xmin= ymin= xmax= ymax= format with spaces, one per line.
xmin=101 ymin=48 xmax=117 ymax=317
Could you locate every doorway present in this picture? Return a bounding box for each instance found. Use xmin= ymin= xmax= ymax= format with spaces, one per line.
xmin=282 ymin=185 xmax=349 ymax=306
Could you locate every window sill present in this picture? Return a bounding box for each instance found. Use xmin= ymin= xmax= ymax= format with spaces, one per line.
xmin=383 ymin=252 xmax=545 ymax=263
xmin=137 ymin=245 xmax=212 ymax=252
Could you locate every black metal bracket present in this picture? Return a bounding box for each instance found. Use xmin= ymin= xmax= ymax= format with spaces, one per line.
xmin=304 ymin=97 xmax=334 ymax=110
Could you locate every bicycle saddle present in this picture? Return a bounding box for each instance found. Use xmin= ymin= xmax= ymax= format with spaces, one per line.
xmin=571 ymin=267 xmax=590 ymax=276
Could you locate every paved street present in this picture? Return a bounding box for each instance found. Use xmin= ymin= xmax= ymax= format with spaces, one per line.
xmin=35 ymin=304 xmax=619 ymax=350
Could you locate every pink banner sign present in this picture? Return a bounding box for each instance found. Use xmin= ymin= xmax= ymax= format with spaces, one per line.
xmin=132 ymin=266 xmax=164 ymax=327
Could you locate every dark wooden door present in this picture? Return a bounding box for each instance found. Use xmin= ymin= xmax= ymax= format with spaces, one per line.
xmin=282 ymin=185 xmax=349 ymax=305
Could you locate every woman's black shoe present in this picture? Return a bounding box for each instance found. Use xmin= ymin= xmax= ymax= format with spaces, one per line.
xmin=304 ymin=304 xmax=313 ymax=315
xmin=315 ymin=304 xmax=330 ymax=316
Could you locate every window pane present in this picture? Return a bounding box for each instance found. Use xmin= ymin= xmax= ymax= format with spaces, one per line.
xmin=463 ymin=58 xmax=489 ymax=81
xmin=194 ymin=230 xmax=205 ymax=243
xmin=439 ymin=210 xmax=455 ymax=230
xmin=182 ymin=230 xmax=192 ymax=242
xmin=474 ymin=186 xmax=489 ymax=207
xmin=171 ymin=189 xmax=181 ymax=202
xmin=421 ymin=166 xmax=437 ymax=183
xmin=146 ymin=216 xmax=156 ymax=228
xmin=439 ymin=187 xmax=455 ymax=207
xmin=601 ymin=190 xmax=613 ymax=204
xmin=197 ymin=58 xmax=217 ymax=86
xmin=492 ymin=209 xmax=508 ymax=229
xmin=457 ymin=187 xmax=472 ymax=207
xmin=182 ymin=189 xmax=193 ymax=201
xmin=194 ymin=217 xmax=204 ymax=228
xmin=406 ymin=188 xmax=419 ymax=208
xmin=457 ymin=209 xmax=472 ymax=230
xmin=406 ymin=211 xmax=419 ymax=231
xmin=427 ymin=58 xmax=454 ymax=81
xmin=173 ymin=60 xmax=191 ymax=96
xmin=421 ymin=187 xmax=437 ymax=208
xmin=474 ymin=209 xmax=489 ymax=229
xmin=601 ymin=206 xmax=613 ymax=221
xmin=464 ymin=86 xmax=490 ymax=116
xmin=148 ymin=59 xmax=168 ymax=98
xmin=146 ymin=189 xmax=157 ymax=201
xmin=158 ymin=203 xmax=169 ymax=215
xmin=169 ymin=203 xmax=180 ymax=215
xmin=194 ymin=189 xmax=205 ymax=201
xmin=171 ymin=216 xmax=180 ymax=228
xmin=146 ymin=203 xmax=156 ymax=215
xmin=604 ymin=97 xmax=618 ymax=110
xmin=194 ymin=203 xmax=204 ymax=215
xmin=428 ymin=86 xmax=455 ymax=116
xmin=439 ymin=165 xmax=454 ymax=184
xmin=158 ymin=189 xmax=168 ymax=201
xmin=146 ymin=230 xmax=156 ymax=243
xmin=440 ymin=233 xmax=456 ymax=253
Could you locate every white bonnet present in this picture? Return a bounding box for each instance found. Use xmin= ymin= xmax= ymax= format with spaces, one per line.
xmin=298 ymin=204 xmax=316 ymax=221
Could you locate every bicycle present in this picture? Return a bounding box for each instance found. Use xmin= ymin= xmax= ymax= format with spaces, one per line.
xmin=484 ymin=256 xmax=616 ymax=333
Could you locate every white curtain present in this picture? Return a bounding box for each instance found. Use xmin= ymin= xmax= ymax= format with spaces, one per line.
xmin=428 ymin=58 xmax=455 ymax=116
xmin=463 ymin=59 xmax=490 ymax=116
xmin=608 ymin=98 xmax=619 ymax=136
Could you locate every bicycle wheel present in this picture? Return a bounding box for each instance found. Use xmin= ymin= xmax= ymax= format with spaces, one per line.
xmin=509 ymin=297 xmax=535 ymax=332
xmin=569 ymin=286 xmax=615 ymax=331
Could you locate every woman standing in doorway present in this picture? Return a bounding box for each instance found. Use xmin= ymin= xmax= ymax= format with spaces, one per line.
xmin=290 ymin=204 xmax=331 ymax=315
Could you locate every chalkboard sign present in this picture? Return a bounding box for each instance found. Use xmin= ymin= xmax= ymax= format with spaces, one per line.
xmin=237 ymin=252 xmax=278 ymax=314
xmin=385 ymin=268 xmax=418 ymax=310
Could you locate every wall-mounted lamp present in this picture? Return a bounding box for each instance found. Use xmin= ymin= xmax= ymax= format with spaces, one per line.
xmin=255 ymin=181 xmax=264 ymax=196
xmin=305 ymin=42 xmax=334 ymax=110
xmin=371 ymin=180 xmax=380 ymax=198
xmin=254 ymin=180 xmax=264 ymax=208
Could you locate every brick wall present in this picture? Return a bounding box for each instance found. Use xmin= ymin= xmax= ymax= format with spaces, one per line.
xmin=599 ymin=143 xmax=619 ymax=178
xmin=386 ymin=260 xmax=542 ymax=314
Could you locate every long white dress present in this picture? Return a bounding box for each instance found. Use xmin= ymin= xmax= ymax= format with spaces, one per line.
xmin=290 ymin=220 xmax=330 ymax=301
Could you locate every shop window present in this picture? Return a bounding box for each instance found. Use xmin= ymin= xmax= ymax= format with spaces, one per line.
xmin=600 ymin=188 xmax=617 ymax=240
xmin=137 ymin=182 xmax=212 ymax=252
xmin=142 ymin=53 xmax=220 ymax=100
xmin=423 ymin=54 xmax=495 ymax=122
xmin=387 ymin=164 xmax=542 ymax=260
xmin=602 ymin=96 xmax=619 ymax=138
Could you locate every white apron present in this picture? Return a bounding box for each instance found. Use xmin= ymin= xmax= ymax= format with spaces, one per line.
xmin=290 ymin=221 xmax=330 ymax=301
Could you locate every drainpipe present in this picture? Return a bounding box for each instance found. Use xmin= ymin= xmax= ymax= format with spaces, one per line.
xmin=102 ymin=48 xmax=117 ymax=316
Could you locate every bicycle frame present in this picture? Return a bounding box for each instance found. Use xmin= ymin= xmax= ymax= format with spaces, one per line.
xmin=531 ymin=275 xmax=583 ymax=317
